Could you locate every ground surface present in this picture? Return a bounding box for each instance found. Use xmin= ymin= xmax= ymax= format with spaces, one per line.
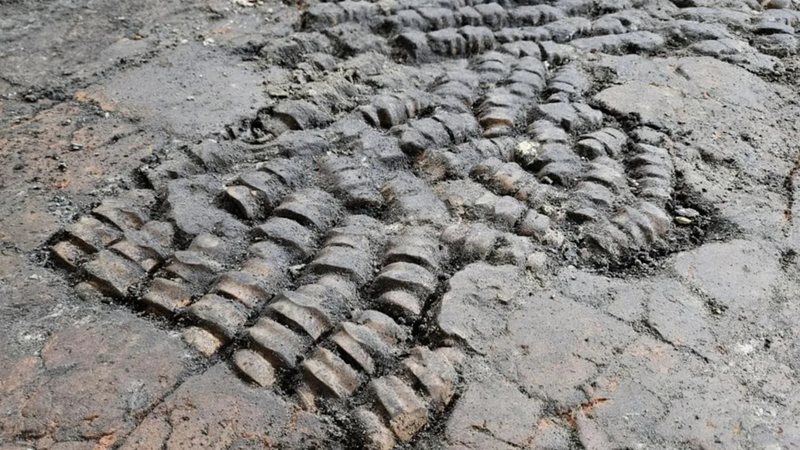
xmin=1 ymin=0 xmax=800 ymax=448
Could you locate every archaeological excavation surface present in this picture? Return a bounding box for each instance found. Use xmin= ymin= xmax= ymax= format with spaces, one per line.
xmin=3 ymin=0 xmax=800 ymax=448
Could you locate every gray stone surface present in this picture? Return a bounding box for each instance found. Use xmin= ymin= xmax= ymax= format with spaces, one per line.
xmin=2 ymin=0 xmax=800 ymax=448
xmin=444 ymin=370 xmax=544 ymax=450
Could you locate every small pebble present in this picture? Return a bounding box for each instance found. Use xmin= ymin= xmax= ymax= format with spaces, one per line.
xmin=526 ymin=252 xmax=548 ymax=273
xmin=675 ymin=216 xmax=692 ymax=225
xmin=289 ymin=264 xmax=305 ymax=277
xmin=675 ymin=207 xmax=699 ymax=218
xmin=515 ymin=140 xmax=540 ymax=166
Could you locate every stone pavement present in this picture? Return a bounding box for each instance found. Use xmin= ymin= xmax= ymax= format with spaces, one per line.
xmin=1 ymin=0 xmax=799 ymax=448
